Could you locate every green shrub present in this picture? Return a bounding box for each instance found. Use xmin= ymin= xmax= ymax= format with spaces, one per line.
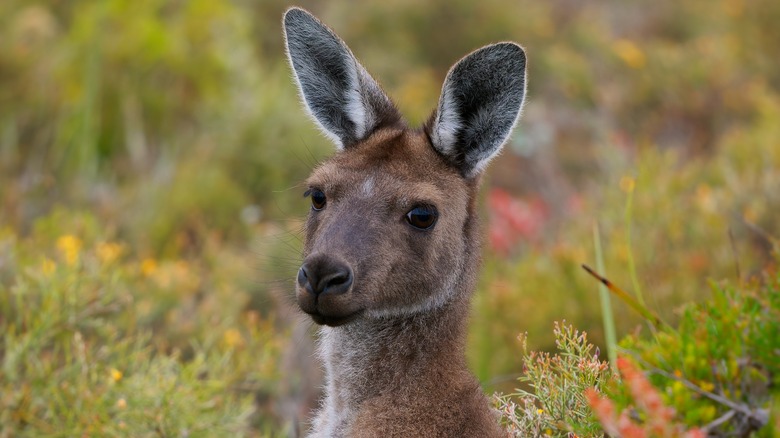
xmin=616 ymin=270 xmax=779 ymax=435
xmin=495 ymin=322 xmax=614 ymax=437
xmin=0 ymin=210 xmax=286 ymax=436
xmin=497 ymin=262 xmax=779 ymax=436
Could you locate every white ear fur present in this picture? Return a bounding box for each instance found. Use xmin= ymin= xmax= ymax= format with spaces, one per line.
xmin=429 ymin=85 xmax=462 ymax=157
xmin=427 ymin=43 xmax=527 ymax=178
xmin=283 ymin=8 xmax=400 ymax=149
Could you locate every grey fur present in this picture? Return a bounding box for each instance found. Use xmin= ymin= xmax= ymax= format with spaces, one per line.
xmin=283 ymin=8 xmax=401 ymax=149
xmin=426 ymin=43 xmax=527 ymax=178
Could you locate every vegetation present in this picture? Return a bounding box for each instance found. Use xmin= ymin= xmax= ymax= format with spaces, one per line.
xmin=497 ymin=262 xmax=779 ymax=436
xmin=0 ymin=210 xmax=284 ymax=435
xmin=495 ymin=322 xmax=614 ymax=436
xmin=586 ymin=357 xmax=706 ymax=438
xmin=1 ymin=0 xmax=779 ymax=435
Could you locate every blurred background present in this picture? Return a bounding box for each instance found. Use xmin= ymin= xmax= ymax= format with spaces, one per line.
xmin=1 ymin=0 xmax=778 ymax=435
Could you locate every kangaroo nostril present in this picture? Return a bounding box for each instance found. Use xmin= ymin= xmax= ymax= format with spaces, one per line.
xmin=297 ymin=266 xmax=308 ymax=287
xmin=327 ymin=271 xmax=349 ymax=286
xmin=322 ymin=269 xmax=352 ymax=293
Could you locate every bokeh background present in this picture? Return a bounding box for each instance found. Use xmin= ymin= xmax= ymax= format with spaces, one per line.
xmin=1 ymin=0 xmax=778 ymax=435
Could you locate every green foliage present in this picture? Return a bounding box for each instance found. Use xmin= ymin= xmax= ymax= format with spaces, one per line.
xmin=617 ymin=270 xmax=780 ymax=435
xmin=463 ymin=0 xmax=780 ymax=384
xmin=495 ymin=322 xmax=614 ymax=437
xmin=470 ymin=101 xmax=780 ymax=384
xmin=498 ymin=266 xmax=780 ymax=436
xmin=1 ymin=0 xmax=780 ymax=434
xmin=1 ymin=1 xmax=237 ymax=175
xmin=0 ymin=210 xmax=286 ymax=435
xmin=586 ymin=357 xmax=706 ymax=438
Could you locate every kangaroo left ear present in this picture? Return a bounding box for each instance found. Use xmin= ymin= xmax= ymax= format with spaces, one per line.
xmin=425 ymin=43 xmax=526 ymax=178
xmin=283 ymin=7 xmax=402 ymax=150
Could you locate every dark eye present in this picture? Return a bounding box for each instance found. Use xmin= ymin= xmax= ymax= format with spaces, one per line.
xmin=309 ymin=189 xmax=326 ymax=210
xmin=405 ymin=205 xmax=438 ymax=230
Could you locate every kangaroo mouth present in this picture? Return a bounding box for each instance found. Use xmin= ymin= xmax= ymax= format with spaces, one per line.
xmin=308 ymin=309 xmax=364 ymax=327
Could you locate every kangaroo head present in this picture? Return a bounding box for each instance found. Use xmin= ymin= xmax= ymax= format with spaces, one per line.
xmin=284 ymin=7 xmax=526 ymax=327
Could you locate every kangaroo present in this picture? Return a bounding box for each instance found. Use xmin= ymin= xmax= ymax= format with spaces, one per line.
xmin=283 ymin=7 xmax=526 ymax=437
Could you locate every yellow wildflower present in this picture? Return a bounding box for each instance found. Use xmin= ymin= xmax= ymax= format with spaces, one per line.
xmin=140 ymin=258 xmax=157 ymax=277
xmin=695 ymin=183 xmax=716 ymax=212
xmin=612 ymin=39 xmax=646 ymax=69
xmin=56 ymin=235 xmax=82 ymax=266
xmin=537 ymin=408 xmax=544 ymax=415
xmin=619 ymin=175 xmax=635 ymax=193
xmin=223 ymin=329 xmax=244 ymax=348
xmin=96 ymin=241 xmax=123 ymax=265
xmin=111 ymin=368 xmax=123 ymax=382
xmin=743 ymin=206 xmax=758 ymax=223
xmin=41 ymin=257 xmax=56 ymax=276
xmin=672 ymin=380 xmax=686 ymax=395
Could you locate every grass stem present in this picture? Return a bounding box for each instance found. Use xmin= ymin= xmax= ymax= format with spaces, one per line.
xmin=624 ymin=179 xmax=645 ymax=307
xmin=592 ymin=222 xmax=617 ymax=370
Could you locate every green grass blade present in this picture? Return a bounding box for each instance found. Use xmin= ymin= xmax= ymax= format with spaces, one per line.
xmin=623 ymin=177 xmax=646 ymax=307
xmin=592 ymin=222 xmax=617 ymax=370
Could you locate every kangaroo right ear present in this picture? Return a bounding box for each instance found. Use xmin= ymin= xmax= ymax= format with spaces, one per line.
xmin=426 ymin=43 xmax=526 ymax=178
xmin=283 ymin=8 xmax=401 ymax=150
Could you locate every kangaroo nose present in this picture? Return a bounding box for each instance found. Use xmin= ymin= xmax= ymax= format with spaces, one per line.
xmin=298 ymin=258 xmax=353 ymax=296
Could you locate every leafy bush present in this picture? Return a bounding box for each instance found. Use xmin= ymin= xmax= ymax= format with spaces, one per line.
xmin=495 ymin=322 xmax=614 ymax=437
xmin=0 ymin=210 xmax=286 ymax=435
xmin=616 ymin=269 xmax=779 ymax=435
xmin=497 ymin=261 xmax=779 ymax=436
xmin=586 ymin=357 xmax=705 ymax=438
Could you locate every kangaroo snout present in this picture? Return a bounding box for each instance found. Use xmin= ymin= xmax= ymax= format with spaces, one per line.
xmin=296 ymin=255 xmax=358 ymax=326
xmin=298 ymin=257 xmax=353 ymax=297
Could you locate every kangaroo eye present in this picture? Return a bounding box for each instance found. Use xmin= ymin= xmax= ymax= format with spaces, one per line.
xmin=406 ymin=205 xmax=438 ymax=230
xmin=310 ymin=189 xmax=327 ymax=210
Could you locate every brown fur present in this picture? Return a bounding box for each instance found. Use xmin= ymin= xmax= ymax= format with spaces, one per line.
xmin=298 ymin=129 xmax=504 ymax=437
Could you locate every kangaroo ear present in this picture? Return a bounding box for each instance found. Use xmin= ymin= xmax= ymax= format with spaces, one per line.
xmin=426 ymin=43 xmax=526 ymax=178
xmin=283 ymin=8 xmax=401 ymax=149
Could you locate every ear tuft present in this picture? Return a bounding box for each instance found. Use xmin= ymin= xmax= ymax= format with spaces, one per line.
xmin=283 ymin=8 xmax=401 ymax=149
xmin=426 ymin=43 xmax=526 ymax=177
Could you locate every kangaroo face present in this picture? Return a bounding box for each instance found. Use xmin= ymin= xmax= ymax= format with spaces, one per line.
xmin=296 ymin=129 xmax=473 ymax=326
xmin=284 ymin=8 xmax=526 ymax=327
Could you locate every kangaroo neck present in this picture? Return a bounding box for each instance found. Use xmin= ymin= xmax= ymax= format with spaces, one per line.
xmin=317 ymin=294 xmax=471 ymax=411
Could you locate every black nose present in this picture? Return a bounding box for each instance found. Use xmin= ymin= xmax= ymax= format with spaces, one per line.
xmin=298 ymin=258 xmax=353 ymax=296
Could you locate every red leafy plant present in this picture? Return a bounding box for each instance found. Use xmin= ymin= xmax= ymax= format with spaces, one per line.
xmin=487 ymin=188 xmax=548 ymax=255
xmin=586 ymin=357 xmax=705 ymax=438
